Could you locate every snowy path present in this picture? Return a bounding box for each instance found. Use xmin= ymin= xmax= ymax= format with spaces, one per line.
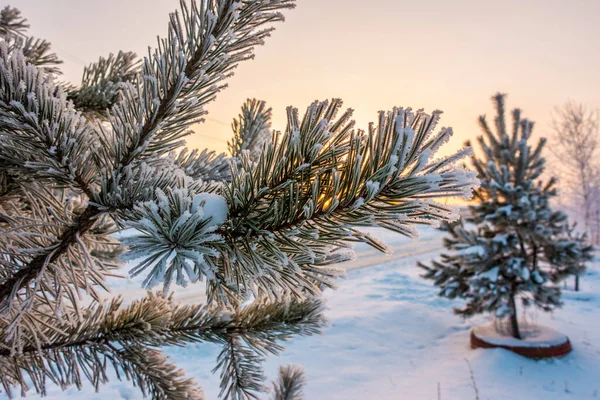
xmin=15 ymin=228 xmax=600 ymax=399
xmin=344 ymin=238 xmax=441 ymax=272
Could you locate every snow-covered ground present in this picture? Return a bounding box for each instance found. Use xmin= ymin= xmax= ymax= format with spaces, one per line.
xmin=19 ymin=227 xmax=600 ymax=399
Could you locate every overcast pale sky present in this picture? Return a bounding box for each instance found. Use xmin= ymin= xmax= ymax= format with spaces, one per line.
xmin=14 ymin=0 xmax=600 ymax=155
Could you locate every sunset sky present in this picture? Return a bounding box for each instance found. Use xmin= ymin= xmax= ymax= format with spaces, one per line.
xmin=16 ymin=0 xmax=600 ymax=157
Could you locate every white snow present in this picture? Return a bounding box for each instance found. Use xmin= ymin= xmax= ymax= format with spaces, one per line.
xmin=458 ymin=245 xmax=487 ymax=257
xmin=520 ymin=266 xmax=531 ymax=281
xmin=364 ymin=181 xmax=380 ymax=200
xmin=478 ymin=266 xmax=499 ymax=281
xmin=413 ymin=148 xmax=432 ymax=174
xmin=472 ymin=323 xmax=568 ymax=348
xmin=191 ymin=193 xmax=228 ymax=229
xmin=532 ymin=270 xmax=545 ymax=284
xmin=15 ymin=226 xmax=600 ymax=400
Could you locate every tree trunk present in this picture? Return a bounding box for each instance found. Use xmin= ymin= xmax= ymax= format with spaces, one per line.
xmin=575 ymin=274 xmax=580 ymax=292
xmin=509 ymin=293 xmax=522 ymax=340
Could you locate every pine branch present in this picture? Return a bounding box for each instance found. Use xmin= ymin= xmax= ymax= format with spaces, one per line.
xmin=0 ymin=0 xmax=293 ymax=321
xmin=0 ymin=292 xmax=324 ymax=399
xmin=271 ymin=364 xmax=306 ymax=400
xmin=215 ymin=336 xmax=265 ymax=399
xmin=172 ymin=147 xmax=231 ymax=181
xmin=0 ymin=340 xmax=203 ymax=400
xmin=0 ymin=6 xmax=28 ymax=37
xmin=0 ymin=6 xmax=62 ymax=74
xmin=204 ymin=99 xmax=477 ymax=303
xmin=207 ymin=299 xmax=323 ymax=400
xmin=0 ymin=294 xmax=204 ymax=399
xmin=67 ymin=51 xmax=140 ymax=115
xmin=17 ymin=37 xmax=62 ymax=74
xmin=228 ymin=98 xmax=272 ymax=159
xmin=115 ymin=344 xmax=205 ymax=400
xmin=105 ymin=0 xmax=295 ymax=169
xmin=0 ymin=186 xmax=113 ymax=329
xmin=0 ymin=45 xmax=98 ymax=197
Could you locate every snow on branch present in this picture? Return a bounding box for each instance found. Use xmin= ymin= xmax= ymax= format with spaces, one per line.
xmin=210 ymin=99 xmax=478 ymax=303
xmin=228 ymin=98 xmax=273 ymax=159
xmin=0 ymin=0 xmax=294 ymax=327
xmin=172 ymin=147 xmax=231 ymax=181
xmin=124 ymin=188 xmax=228 ymax=293
xmin=67 ymin=51 xmax=140 ymax=115
xmin=271 ymin=365 xmax=306 ymax=400
xmin=0 ymin=44 xmax=98 ymax=197
xmin=104 ymin=0 xmax=295 ymax=168
xmin=0 ymin=6 xmax=62 ymax=74
xmin=0 ymin=292 xmax=324 ymax=400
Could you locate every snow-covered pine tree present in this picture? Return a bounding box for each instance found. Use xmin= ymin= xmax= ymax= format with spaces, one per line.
xmin=419 ymin=94 xmax=591 ymax=340
xmin=0 ymin=3 xmax=478 ymax=399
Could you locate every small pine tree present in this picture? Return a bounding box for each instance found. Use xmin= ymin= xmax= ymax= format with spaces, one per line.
xmin=549 ymin=223 xmax=594 ymax=292
xmin=419 ymin=94 xmax=592 ymax=340
xmin=0 ymin=2 xmax=478 ymax=398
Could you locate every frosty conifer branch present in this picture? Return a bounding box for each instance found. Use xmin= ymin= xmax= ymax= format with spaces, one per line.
xmin=216 ymin=335 xmax=265 ymax=399
xmin=67 ymin=51 xmax=140 ymax=116
xmin=0 ymin=0 xmax=295 ymax=321
xmin=0 ymin=293 xmax=325 ymax=357
xmin=207 ymin=100 xmax=477 ymax=304
xmin=103 ymin=0 xmax=295 ymax=169
xmin=0 ymin=44 xmax=97 ymax=197
xmin=0 ymin=6 xmax=62 ymax=74
xmin=0 ymin=7 xmax=27 ymax=37
xmin=271 ymin=364 xmax=306 ymax=400
xmin=11 ymin=37 xmax=62 ymax=74
xmin=0 ymin=292 xmax=324 ymax=399
xmin=173 ymin=147 xmax=231 ymax=181
xmin=0 ymin=294 xmax=206 ymax=399
xmin=211 ymin=299 xmax=322 ymax=400
xmin=228 ymin=98 xmax=273 ymax=159
xmin=0 ymin=337 xmax=203 ymax=400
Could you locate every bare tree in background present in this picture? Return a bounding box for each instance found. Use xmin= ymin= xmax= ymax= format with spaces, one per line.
xmin=550 ymin=102 xmax=600 ymax=243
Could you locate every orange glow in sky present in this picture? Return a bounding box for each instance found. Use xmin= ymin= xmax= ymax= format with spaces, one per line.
xmin=18 ymin=0 xmax=600 ymax=158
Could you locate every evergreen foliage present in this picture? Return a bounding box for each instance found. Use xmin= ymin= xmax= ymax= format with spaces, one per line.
xmin=550 ymin=223 xmax=594 ymax=291
xmin=228 ymin=98 xmax=272 ymax=159
xmin=0 ymin=2 xmax=477 ymax=398
xmin=420 ymin=94 xmax=594 ymax=339
xmin=0 ymin=6 xmax=62 ymax=74
xmin=66 ymin=51 xmax=140 ymax=116
xmin=271 ymin=365 xmax=306 ymax=400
